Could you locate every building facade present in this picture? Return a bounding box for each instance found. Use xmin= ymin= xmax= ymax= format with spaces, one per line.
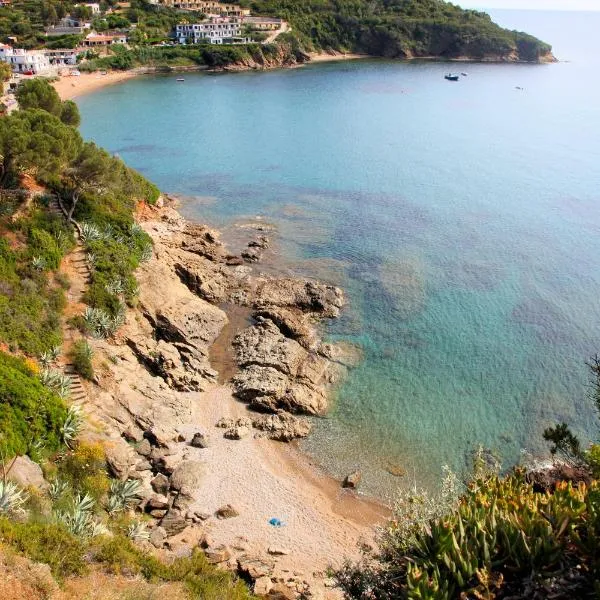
xmin=44 ymin=48 xmax=78 ymax=66
xmin=164 ymin=1 xmax=249 ymax=17
xmin=0 ymin=45 xmax=51 ymax=74
xmin=81 ymin=33 xmax=128 ymax=46
xmin=242 ymin=16 xmax=282 ymax=30
xmin=176 ymin=18 xmax=241 ymax=44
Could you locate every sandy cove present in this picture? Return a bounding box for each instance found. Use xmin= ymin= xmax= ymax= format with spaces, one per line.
xmin=80 ymin=201 xmax=388 ymax=599
xmin=51 ymin=52 xmax=371 ymax=101
xmin=53 ymin=70 xmax=138 ymax=100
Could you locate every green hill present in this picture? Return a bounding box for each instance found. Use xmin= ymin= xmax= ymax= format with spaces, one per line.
xmin=247 ymin=0 xmax=554 ymax=61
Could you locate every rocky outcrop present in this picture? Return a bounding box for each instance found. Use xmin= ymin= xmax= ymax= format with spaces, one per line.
xmin=253 ymin=278 xmax=344 ymax=318
xmin=5 ymin=456 xmax=48 ymax=491
xmin=252 ymin=413 xmax=312 ymax=442
xmin=231 ymin=318 xmax=337 ymax=415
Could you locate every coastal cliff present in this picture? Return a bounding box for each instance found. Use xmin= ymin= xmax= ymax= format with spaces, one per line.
xmin=78 ymin=200 xmax=375 ymax=598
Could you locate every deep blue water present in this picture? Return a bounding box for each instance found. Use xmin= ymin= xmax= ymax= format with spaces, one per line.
xmin=78 ymin=10 xmax=600 ymax=497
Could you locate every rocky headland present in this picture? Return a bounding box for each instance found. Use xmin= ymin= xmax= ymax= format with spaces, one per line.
xmin=80 ymin=200 xmax=382 ymax=599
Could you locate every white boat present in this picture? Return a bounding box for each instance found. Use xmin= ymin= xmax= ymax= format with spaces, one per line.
xmin=176 ymin=77 xmax=185 ymax=82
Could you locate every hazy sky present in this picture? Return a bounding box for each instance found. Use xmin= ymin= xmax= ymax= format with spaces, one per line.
xmin=458 ymin=0 xmax=600 ymax=10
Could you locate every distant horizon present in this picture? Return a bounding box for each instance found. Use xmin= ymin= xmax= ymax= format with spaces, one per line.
xmin=458 ymin=0 xmax=600 ymax=10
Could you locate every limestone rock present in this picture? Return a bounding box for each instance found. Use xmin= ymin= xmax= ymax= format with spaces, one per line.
xmin=104 ymin=441 xmax=137 ymax=480
xmin=253 ymin=278 xmax=344 ymax=318
xmin=204 ymin=544 xmax=232 ymax=564
xmin=238 ymin=556 xmax=275 ymax=580
xmin=135 ymin=438 xmax=152 ymax=457
xmin=169 ymin=460 xmax=204 ymax=495
xmin=144 ymin=426 xmax=178 ymax=448
xmin=216 ymin=417 xmax=252 ymax=429
xmin=224 ymin=426 xmax=251 ymax=440
xmin=146 ymin=494 xmax=170 ymax=511
xmin=268 ymin=545 xmax=290 ymax=556
xmin=149 ymin=526 xmax=167 ymax=548
xmin=252 ymin=413 xmax=312 ymax=441
xmin=151 ymin=473 xmax=170 ymax=495
xmin=266 ymin=583 xmax=297 ymax=599
xmin=127 ymin=337 xmax=217 ymax=392
xmin=174 ymin=258 xmax=229 ymax=304
xmin=242 ymin=247 xmax=262 ymax=263
xmin=5 ymin=456 xmax=47 ymax=491
xmin=248 ymin=236 xmax=270 ymax=249
xmin=254 ymin=576 xmax=273 ymax=596
xmin=233 ymin=319 xmax=308 ymax=377
xmin=160 ymin=508 xmax=188 ymax=536
xmin=343 ymin=471 xmax=362 ymax=489
xmin=190 ymin=432 xmax=209 ymax=448
xmin=231 ymin=365 xmax=288 ymax=403
xmin=215 ymin=504 xmax=239 ymax=519
xmin=254 ymin=307 xmax=316 ymax=349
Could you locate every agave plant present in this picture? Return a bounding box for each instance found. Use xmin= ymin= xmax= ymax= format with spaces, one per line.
xmin=40 ymin=350 xmax=54 ymax=368
xmin=73 ymin=492 xmax=96 ymax=513
xmin=85 ymin=252 xmax=96 ymax=269
xmin=106 ymin=479 xmax=141 ymax=515
xmin=127 ymin=520 xmax=150 ymax=542
xmin=40 ymin=368 xmax=71 ymax=397
xmin=0 ymin=480 xmax=29 ymax=515
xmin=105 ymin=278 xmax=125 ymax=296
xmin=61 ymin=404 xmax=83 ymax=449
xmin=80 ymin=222 xmax=102 ymax=243
xmin=49 ymin=478 xmax=69 ymax=502
xmin=31 ymin=256 xmax=47 ymax=271
xmin=83 ymin=307 xmax=111 ymax=338
xmin=139 ymin=243 xmax=153 ymax=263
xmin=130 ymin=222 xmax=144 ymax=237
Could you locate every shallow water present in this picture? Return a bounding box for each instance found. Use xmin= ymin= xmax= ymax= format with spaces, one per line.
xmin=79 ymin=10 xmax=600 ymax=499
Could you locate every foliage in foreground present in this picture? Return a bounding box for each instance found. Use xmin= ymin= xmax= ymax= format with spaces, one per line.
xmin=0 ymin=520 xmax=255 ymax=598
xmin=337 ymin=360 xmax=600 ymax=599
xmin=336 ymin=472 xmax=600 ymax=599
xmin=68 ymin=340 xmax=94 ymax=380
xmin=0 ymin=351 xmax=66 ymax=458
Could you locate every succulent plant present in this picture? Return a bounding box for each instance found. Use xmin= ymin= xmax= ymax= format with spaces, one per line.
xmin=61 ymin=404 xmax=83 ymax=449
xmin=0 ymin=480 xmax=28 ymax=515
xmin=127 ymin=520 xmax=150 ymax=542
xmin=106 ymin=479 xmax=141 ymax=514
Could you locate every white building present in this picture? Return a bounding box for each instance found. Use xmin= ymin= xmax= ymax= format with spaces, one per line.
xmin=242 ymin=16 xmax=282 ymax=30
xmin=176 ymin=18 xmax=241 ymax=44
xmin=81 ymin=33 xmax=128 ymax=46
xmin=75 ymin=3 xmax=101 ymax=14
xmin=0 ymin=45 xmax=51 ymax=74
xmin=45 ymin=48 xmax=78 ymax=66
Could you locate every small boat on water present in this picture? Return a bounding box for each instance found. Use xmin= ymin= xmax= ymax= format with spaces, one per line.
xmin=176 ymin=77 xmax=185 ymax=82
xmin=461 ymin=72 xmax=468 ymax=76
xmin=444 ymin=73 xmax=459 ymax=81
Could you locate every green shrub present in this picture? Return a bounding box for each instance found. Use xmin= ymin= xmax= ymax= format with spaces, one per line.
xmin=93 ymin=538 xmax=255 ymax=599
xmin=0 ymin=351 xmax=66 ymax=458
xmin=0 ymin=518 xmax=88 ymax=579
xmin=336 ymin=472 xmax=600 ymax=599
xmin=56 ymin=441 xmax=109 ymax=502
xmin=69 ymin=340 xmax=94 ymax=381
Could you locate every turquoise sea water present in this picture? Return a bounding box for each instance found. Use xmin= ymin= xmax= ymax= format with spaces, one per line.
xmin=78 ymin=10 xmax=600 ymax=498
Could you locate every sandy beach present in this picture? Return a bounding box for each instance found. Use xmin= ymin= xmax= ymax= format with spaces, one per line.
xmin=52 ymin=70 xmax=138 ymax=100
xmin=308 ymin=52 xmax=370 ymax=63
xmin=79 ymin=201 xmax=390 ymax=598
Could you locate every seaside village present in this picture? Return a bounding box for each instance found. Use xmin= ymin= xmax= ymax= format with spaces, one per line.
xmin=0 ymin=0 xmax=286 ymax=106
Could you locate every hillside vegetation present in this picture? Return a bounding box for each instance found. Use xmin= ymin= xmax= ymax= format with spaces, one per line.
xmin=246 ymin=0 xmax=552 ymax=61
xmin=0 ymin=0 xmax=552 ymax=65
xmin=0 ymin=80 xmax=256 ymax=599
